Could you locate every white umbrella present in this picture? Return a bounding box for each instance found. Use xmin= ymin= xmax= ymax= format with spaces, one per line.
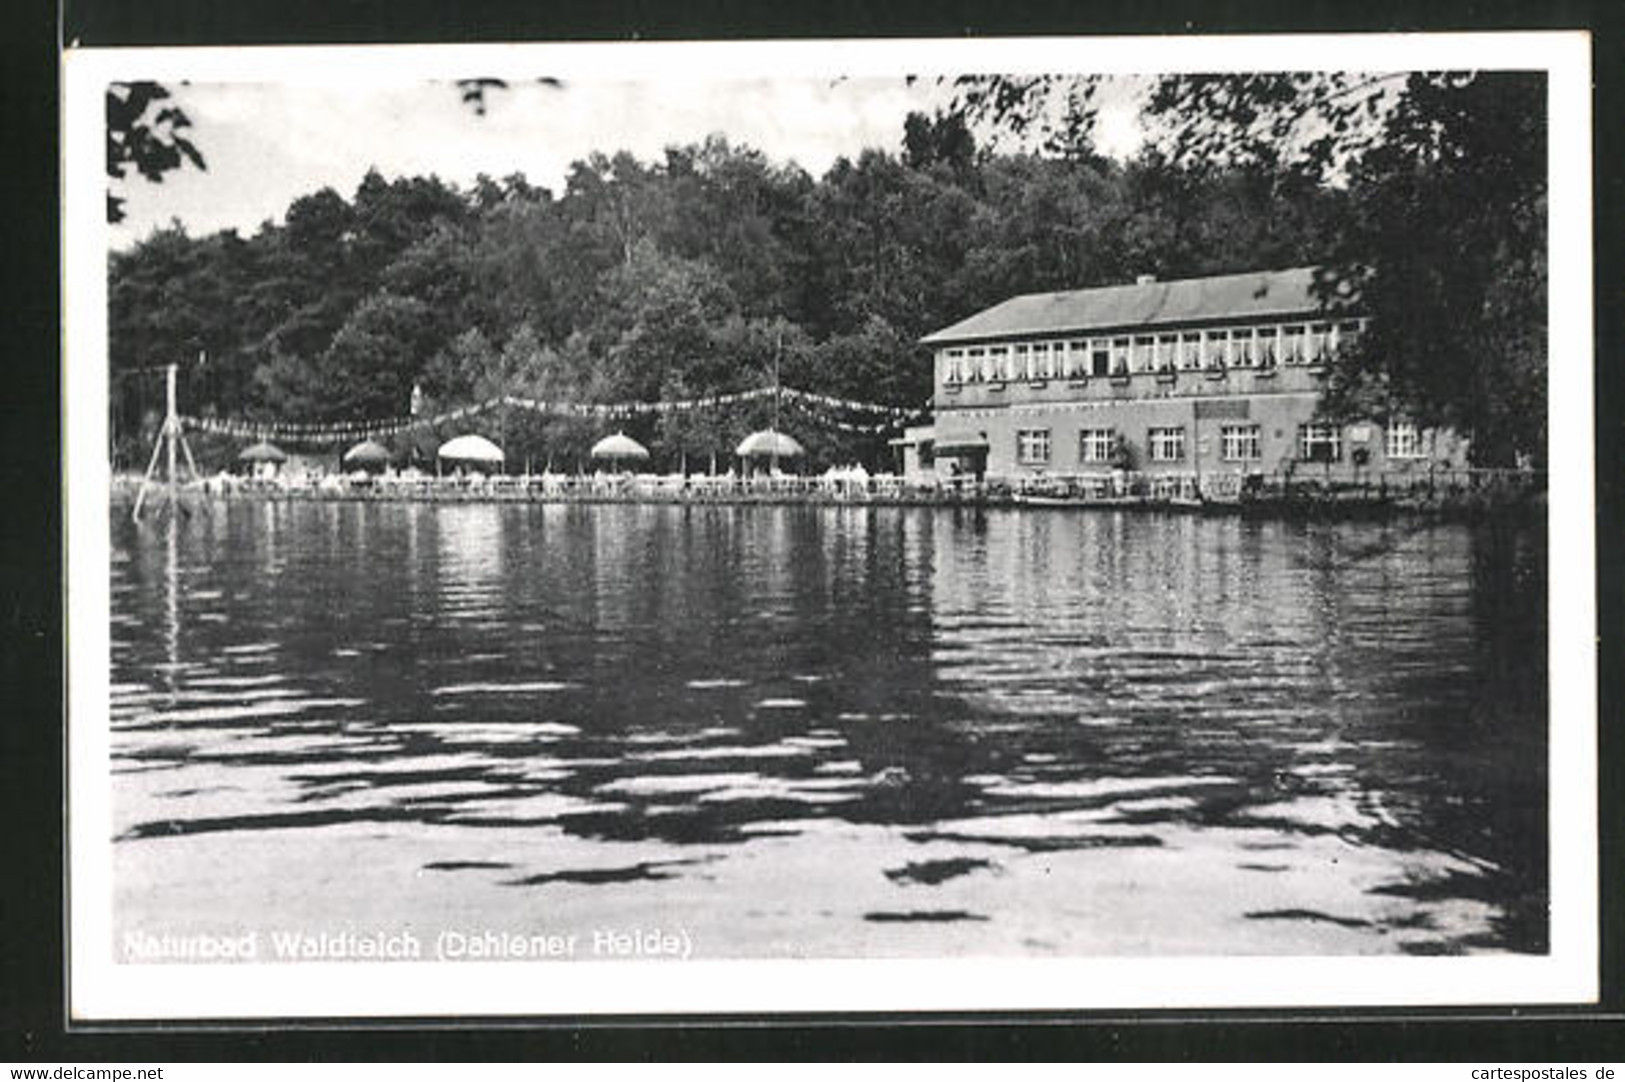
xmin=237 ymin=440 xmax=287 ymax=463
xmin=735 ymin=429 xmax=804 ymax=458
xmin=590 ymin=431 xmax=650 ymax=461
xmin=437 ymin=434 xmax=505 ymax=464
xmin=342 ymin=439 xmax=392 ymax=467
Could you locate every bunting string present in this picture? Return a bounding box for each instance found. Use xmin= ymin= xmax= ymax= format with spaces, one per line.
xmin=181 ymin=386 xmax=930 ymax=446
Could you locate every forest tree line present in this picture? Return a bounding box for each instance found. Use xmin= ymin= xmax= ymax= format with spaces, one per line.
xmin=107 ymin=71 xmax=1545 ymax=471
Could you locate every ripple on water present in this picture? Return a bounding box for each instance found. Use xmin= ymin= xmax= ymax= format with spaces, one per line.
xmin=220 ymin=642 xmax=278 ymax=655
xmin=106 ymin=503 xmax=1547 ymax=957
xmin=387 ymin=720 xmax=581 ymax=739
xmin=430 ymin=681 xmax=577 ymax=695
xmin=630 ymin=743 xmax=808 ymax=763
xmin=979 ymin=776 xmax=1240 ymax=802
xmin=186 ymin=674 xmax=288 ymax=689
xmin=135 ymin=698 xmax=368 ymax=726
xmin=696 ymin=777 xmax=863 ymax=805
xmin=598 ymin=772 xmax=763 ymax=797
xmin=783 ymin=734 xmax=848 ymax=749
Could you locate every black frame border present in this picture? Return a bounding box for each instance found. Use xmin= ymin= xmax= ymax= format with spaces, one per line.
xmin=14 ymin=0 xmax=1623 ymax=1062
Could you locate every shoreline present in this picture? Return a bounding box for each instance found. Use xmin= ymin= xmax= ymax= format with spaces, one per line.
xmin=110 ymin=470 xmax=1546 ymax=521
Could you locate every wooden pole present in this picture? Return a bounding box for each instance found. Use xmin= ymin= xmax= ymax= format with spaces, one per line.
xmin=133 ymin=362 xmax=180 ymax=523
xmin=165 ymin=363 xmax=178 ymax=509
xmin=130 ymin=419 xmax=166 ymax=522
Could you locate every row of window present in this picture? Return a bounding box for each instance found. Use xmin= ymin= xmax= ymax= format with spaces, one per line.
xmin=1011 ymin=422 xmax=1427 ymax=466
xmin=942 ymin=319 xmax=1367 ymax=385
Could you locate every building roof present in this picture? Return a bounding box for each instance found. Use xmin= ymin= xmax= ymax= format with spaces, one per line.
xmin=920 ymin=266 xmax=1353 ymax=346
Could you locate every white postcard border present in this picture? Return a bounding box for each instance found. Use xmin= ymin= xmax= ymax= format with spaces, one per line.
xmin=63 ymin=31 xmax=1597 ymax=1020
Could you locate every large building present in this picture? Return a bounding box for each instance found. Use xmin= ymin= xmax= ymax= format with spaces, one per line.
xmin=906 ymin=267 xmax=1465 ymax=484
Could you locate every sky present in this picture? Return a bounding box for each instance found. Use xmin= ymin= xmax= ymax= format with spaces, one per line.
xmin=109 ymin=75 xmax=1147 ymax=244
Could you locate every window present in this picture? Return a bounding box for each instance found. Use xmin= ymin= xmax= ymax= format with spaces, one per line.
xmin=1110 ymin=338 xmax=1131 ymax=375
xmin=1067 ymin=340 xmax=1089 ymax=378
xmin=1032 ymin=341 xmax=1053 ymax=379
xmin=1013 ymin=343 xmax=1030 ymax=380
xmin=1205 ymin=330 xmax=1227 ymax=368
xmin=1221 ymin=424 xmax=1262 ymax=462
xmin=1282 ymin=325 xmax=1305 ymax=364
xmin=1134 ymin=336 xmax=1157 ymax=372
xmin=1017 ymin=429 xmax=1051 ymax=465
xmin=1080 ymin=428 xmax=1116 ymax=464
xmin=1299 ymin=423 xmax=1343 ymax=462
xmin=1091 ymin=342 xmax=1112 ymax=377
xmin=1258 ymin=326 xmax=1279 ymax=368
xmin=1157 ymin=335 xmax=1179 ymax=371
xmin=989 ymin=346 xmax=1011 ymax=382
xmin=1148 ymin=426 xmax=1185 ymax=462
xmin=944 ymin=350 xmax=964 ymax=385
xmin=1180 ymin=332 xmax=1202 ymax=371
xmin=1386 ymin=422 xmax=1423 ymax=459
xmin=1308 ymin=323 xmax=1332 ymax=363
xmin=1230 ymin=327 xmax=1255 ymax=368
xmin=1336 ymin=320 xmax=1364 ymax=357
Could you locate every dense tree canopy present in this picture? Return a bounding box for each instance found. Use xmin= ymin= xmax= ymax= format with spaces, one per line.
xmin=949 ymin=71 xmax=1548 ymax=465
xmin=109 ymin=74 xmax=1540 ymax=470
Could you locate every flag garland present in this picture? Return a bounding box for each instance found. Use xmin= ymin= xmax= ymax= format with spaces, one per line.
xmin=180 ymin=385 xmax=930 ymax=446
xmin=781 ymin=392 xmax=928 ymax=434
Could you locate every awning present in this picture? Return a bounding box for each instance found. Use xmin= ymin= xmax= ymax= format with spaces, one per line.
xmin=933 ymin=436 xmax=990 ymax=456
xmin=890 ymin=424 xmax=936 ymax=448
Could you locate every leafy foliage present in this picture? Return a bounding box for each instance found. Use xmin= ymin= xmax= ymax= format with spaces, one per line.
xmin=106 ymin=82 xmax=206 ymax=223
xmin=108 ymin=110 xmax=1357 ymax=471
xmin=949 ymin=71 xmax=1548 ymax=465
xmin=1319 ymin=72 xmax=1547 ymax=465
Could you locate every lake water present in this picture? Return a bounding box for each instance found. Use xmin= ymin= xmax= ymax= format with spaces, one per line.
xmin=108 ymin=500 xmax=1548 ymax=959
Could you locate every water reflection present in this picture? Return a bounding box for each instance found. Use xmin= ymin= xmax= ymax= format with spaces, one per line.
xmin=109 ymin=502 xmax=1546 ymax=957
xmin=162 ymin=511 xmax=178 ymax=702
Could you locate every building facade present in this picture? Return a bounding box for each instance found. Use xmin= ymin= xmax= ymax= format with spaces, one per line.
xmin=917 ymin=267 xmax=1465 ymax=483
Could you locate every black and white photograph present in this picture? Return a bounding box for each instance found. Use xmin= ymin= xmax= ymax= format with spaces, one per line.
xmin=61 ymin=33 xmax=1597 ymax=1019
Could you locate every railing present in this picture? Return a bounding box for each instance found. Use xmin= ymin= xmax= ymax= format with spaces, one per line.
xmin=145 ymin=464 xmax=1545 ymax=512
xmin=182 ymin=472 xmax=945 ymax=504
xmin=1252 ymin=466 xmax=1545 ymax=507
